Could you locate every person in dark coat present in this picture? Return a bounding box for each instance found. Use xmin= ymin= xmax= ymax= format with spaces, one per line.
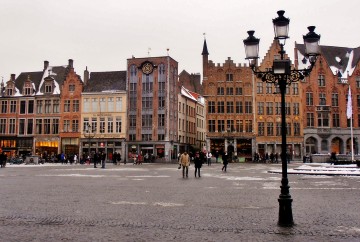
xmin=94 ymin=152 xmax=99 ymax=168
xmin=194 ymin=152 xmax=202 ymax=178
xmin=116 ymin=152 xmax=121 ymax=165
xmin=222 ymin=152 xmax=228 ymax=172
xmin=101 ymin=152 xmax=106 ymax=168
xmin=112 ymin=152 xmax=117 ymax=165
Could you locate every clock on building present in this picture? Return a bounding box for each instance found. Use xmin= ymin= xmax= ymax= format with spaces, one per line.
xmin=141 ymin=61 xmax=154 ymax=75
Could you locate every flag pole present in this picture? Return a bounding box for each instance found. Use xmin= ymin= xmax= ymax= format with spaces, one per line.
xmin=347 ymin=85 xmax=354 ymax=161
xmin=351 ymin=116 xmax=354 ymax=161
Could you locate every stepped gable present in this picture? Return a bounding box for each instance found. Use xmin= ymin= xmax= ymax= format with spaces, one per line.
xmin=84 ymin=71 xmax=126 ymax=92
xmin=14 ymin=71 xmax=44 ymax=94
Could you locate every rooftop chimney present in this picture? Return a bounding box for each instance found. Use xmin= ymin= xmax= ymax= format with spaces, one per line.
xmin=44 ymin=60 xmax=49 ymax=70
xmin=68 ymin=59 xmax=74 ymax=68
xmin=11 ymin=74 xmax=16 ymax=82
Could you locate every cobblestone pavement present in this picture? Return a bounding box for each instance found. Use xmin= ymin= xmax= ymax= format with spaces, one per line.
xmin=1 ymin=162 xmax=360 ymax=242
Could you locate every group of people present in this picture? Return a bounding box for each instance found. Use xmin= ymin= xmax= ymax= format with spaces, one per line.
xmin=178 ymin=150 xmax=231 ymax=178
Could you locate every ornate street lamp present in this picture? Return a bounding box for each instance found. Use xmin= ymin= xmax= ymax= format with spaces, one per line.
xmin=83 ymin=123 xmax=96 ymax=165
xmin=243 ymin=10 xmax=321 ymax=227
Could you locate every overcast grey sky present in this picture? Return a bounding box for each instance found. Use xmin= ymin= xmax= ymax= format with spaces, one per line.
xmin=1 ymin=0 xmax=359 ymax=81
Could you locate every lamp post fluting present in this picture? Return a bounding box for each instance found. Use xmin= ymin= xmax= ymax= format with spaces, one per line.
xmin=243 ymin=10 xmax=321 ymax=227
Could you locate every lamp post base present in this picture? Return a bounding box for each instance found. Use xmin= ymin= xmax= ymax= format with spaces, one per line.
xmin=278 ymin=194 xmax=294 ymax=227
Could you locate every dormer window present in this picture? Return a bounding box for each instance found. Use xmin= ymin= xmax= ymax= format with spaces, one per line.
xmin=6 ymin=88 xmax=13 ymax=96
xmin=45 ymin=84 xmax=52 ymax=93
xmin=25 ymin=87 xmax=32 ymax=95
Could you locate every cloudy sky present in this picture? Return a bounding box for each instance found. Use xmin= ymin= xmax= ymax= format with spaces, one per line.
xmin=1 ymin=0 xmax=359 ymax=81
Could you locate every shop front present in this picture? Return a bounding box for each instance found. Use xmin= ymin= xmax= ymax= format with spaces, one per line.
xmin=81 ymin=139 xmax=124 ymax=162
xmin=34 ymin=137 xmax=60 ymax=157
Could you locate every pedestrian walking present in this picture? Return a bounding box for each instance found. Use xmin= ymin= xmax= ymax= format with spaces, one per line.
xmin=206 ymin=152 xmax=212 ymax=166
xmin=73 ymin=154 xmax=78 ymax=164
xmin=222 ymin=152 xmax=228 ymax=172
xmin=116 ymin=152 xmax=121 ymax=165
xmin=179 ymin=151 xmax=190 ymax=178
xmin=94 ymin=152 xmax=99 ymax=168
xmin=194 ymin=152 xmax=202 ymax=178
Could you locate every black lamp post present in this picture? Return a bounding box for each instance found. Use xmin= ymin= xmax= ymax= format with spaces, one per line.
xmin=83 ymin=123 xmax=96 ymax=164
xmin=243 ymin=10 xmax=321 ymax=227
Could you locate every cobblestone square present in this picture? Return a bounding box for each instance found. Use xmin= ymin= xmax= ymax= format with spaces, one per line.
xmin=1 ymin=162 xmax=360 ymax=242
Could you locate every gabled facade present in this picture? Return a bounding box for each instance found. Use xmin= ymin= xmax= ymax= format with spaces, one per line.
xmin=126 ymin=56 xmax=178 ymax=161
xmin=34 ymin=60 xmax=75 ymax=157
xmin=202 ymin=39 xmax=254 ymax=160
xmin=81 ymin=69 xmax=127 ymax=162
xmin=59 ymin=59 xmax=84 ymax=155
xmin=296 ymin=44 xmax=360 ymax=155
xmin=254 ymin=40 xmax=304 ymax=160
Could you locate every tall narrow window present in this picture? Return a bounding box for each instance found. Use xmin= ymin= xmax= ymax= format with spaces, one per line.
xmin=208 ymin=120 xmax=215 ymax=132
xmin=258 ymin=122 xmax=264 ymax=136
xmin=9 ymin=119 xmax=15 ymax=134
xmin=226 ymin=73 xmax=233 ymax=82
xmin=63 ymin=120 xmax=70 ymax=132
xmin=100 ymin=98 xmax=106 ymax=112
xmin=52 ymin=119 xmax=58 ymax=134
xmin=108 ymin=97 xmax=114 ymax=112
xmin=116 ymin=117 xmax=122 ymax=132
xmin=36 ymin=100 xmax=43 ymax=114
xmin=72 ymin=120 xmax=79 ymax=132
xmin=1 ymin=101 xmax=7 ymax=113
xmin=208 ymin=101 xmax=215 ymax=113
xmin=116 ymin=97 xmax=122 ymax=112
xmin=36 ymin=119 xmax=42 ymax=134
xmin=18 ymin=101 xmax=26 ymax=115
xmin=53 ymin=100 xmax=59 ymax=113
xmin=100 ymin=118 xmax=105 ymax=133
xmin=245 ymin=101 xmax=252 ymax=114
xmin=19 ymin=119 xmax=25 ymax=135
xmin=318 ymin=74 xmax=325 ymax=87
xmin=332 ymin=113 xmax=340 ymax=127
xmin=44 ymin=119 xmax=51 ymax=134
xmin=267 ymin=122 xmax=274 ymax=136
xmin=236 ymin=101 xmax=243 ymax=113
xmin=10 ymin=100 xmax=16 ymax=113
xmin=64 ymin=100 xmax=71 ymax=112
xmin=245 ymin=120 xmax=252 ymax=132
xmin=226 ymin=101 xmax=234 ymax=113
xmin=108 ymin=117 xmax=113 ymax=133
xmin=83 ymin=98 xmax=90 ymax=113
xmin=0 ymin=119 xmax=6 ymax=134
xmin=28 ymin=100 xmax=34 ymax=114
xmin=27 ymin=119 xmax=33 ymax=134
xmin=257 ymin=102 xmax=264 ymax=115
xmin=92 ymin=98 xmax=98 ymax=112
xmin=217 ymin=101 xmax=224 ymax=113
xmin=73 ymin=100 xmax=79 ymax=112
xmin=306 ymin=92 xmax=313 ymax=106
xmin=45 ymin=100 xmax=51 ymax=113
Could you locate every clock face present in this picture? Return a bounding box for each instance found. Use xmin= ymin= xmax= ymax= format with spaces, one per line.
xmin=142 ymin=62 xmax=153 ymax=75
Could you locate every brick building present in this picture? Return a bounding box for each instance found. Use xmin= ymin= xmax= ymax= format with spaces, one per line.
xmin=202 ymin=39 xmax=254 ymax=160
xmin=296 ymin=44 xmax=360 ymax=155
xmin=254 ymin=40 xmax=304 ymax=160
xmin=126 ymin=56 xmax=178 ymax=161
